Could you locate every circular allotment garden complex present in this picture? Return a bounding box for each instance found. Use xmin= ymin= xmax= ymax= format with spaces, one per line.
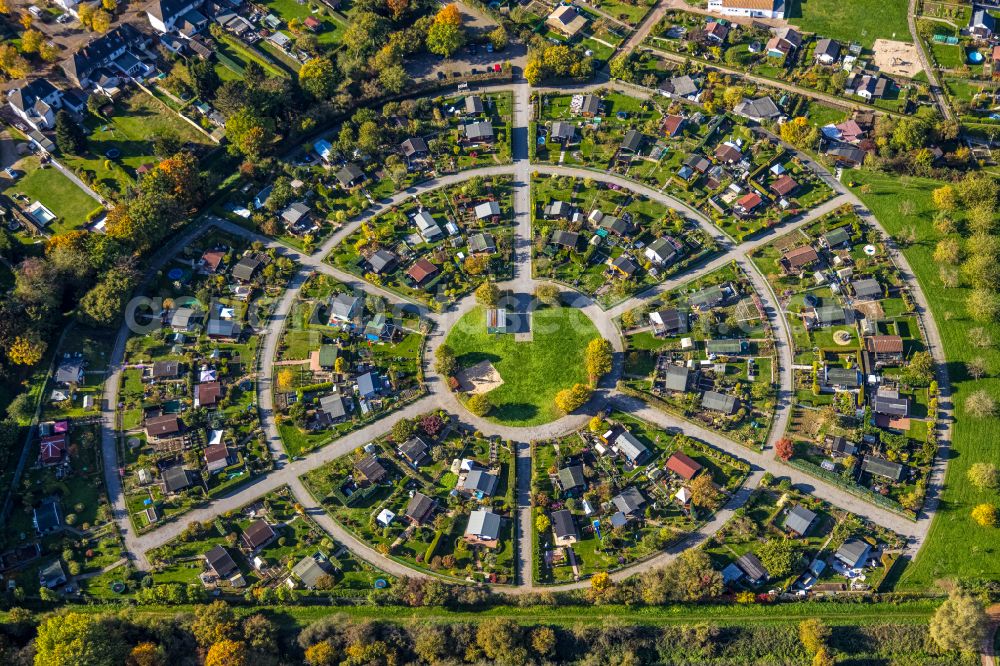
xmin=21 ymin=78 xmax=955 ymax=620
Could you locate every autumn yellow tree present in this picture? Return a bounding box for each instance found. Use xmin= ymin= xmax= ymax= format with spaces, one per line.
xmin=972 ymin=503 xmax=998 ymax=527
xmin=8 ymin=333 xmax=46 ymax=366
xmin=584 ymin=337 xmax=613 ymax=385
xmin=20 ymin=29 xmax=42 ymax=54
xmin=554 ymin=383 xmax=592 ymax=413
xmin=304 ymin=640 xmax=337 ymax=666
xmin=205 ymin=639 xmax=249 ymax=666
xmin=276 ymin=368 xmax=295 ymax=391
xmin=127 ymin=642 xmax=166 ymax=666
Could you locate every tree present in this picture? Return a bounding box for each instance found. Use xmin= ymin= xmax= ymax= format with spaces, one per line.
xmin=127 ymin=642 xmax=166 ymax=666
xmin=756 ymin=539 xmax=796 ymax=578
xmin=972 ymin=503 xmax=997 ymax=527
xmin=530 ymin=626 xmax=556 ymax=657
xmin=584 ymin=338 xmax=613 ymax=385
xmin=555 ymin=383 xmax=592 ymax=413
xmin=967 ymin=357 xmax=988 ymax=381
xmin=20 ymin=28 xmax=42 ymax=53
xmin=205 ymin=639 xmax=249 ymax=666
xmin=102 ymin=0 xmax=117 ymax=10
xmin=966 ymin=389 xmax=996 ymax=418
xmin=932 ymin=185 xmax=957 ymax=211
xmin=225 ymin=109 xmax=273 ymax=160
xmin=55 ymin=110 xmax=86 ymax=155
xmin=188 ymin=58 xmax=221 ymax=101
xmin=425 ymin=3 xmax=465 ymax=56
xmin=588 ymin=415 xmax=603 ymax=432
xmin=775 ymin=437 xmax=794 ymax=461
xmin=7 ymin=333 xmax=45 ymax=365
xmin=191 ymin=601 xmax=239 ymax=647
xmin=929 ymin=589 xmax=987 ymax=653
xmin=966 ymin=289 xmax=1000 ymax=322
xmin=639 ymin=549 xmax=722 ymax=603
xmin=933 ymin=238 xmax=961 ymax=265
xmin=299 ymin=57 xmax=337 ymax=100
xmin=534 ymin=283 xmax=560 ymax=305
xmin=276 ymin=368 xmax=295 ymax=392
xmin=390 ymin=418 xmax=416 ymax=442
xmin=812 ymin=648 xmax=835 ymax=666
xmin=464 ymin=253 xmax=489 ymax=276
xmin=535 ymin=513 xmax=550 ymax=533
xmin=780 ymin=116 xmax=820 ymax=149
xmin=798 ymin=619 xmax=830 ymax=656
xmin=467 ymin=393 xmax=491 ymax=416
xmin=476 ymin=618 xmax=526 ymax=666
xmin=689 ymin=473 xmax=721 ymax=510
xmin=304 ymin=640 xmax=337 ymax=666
xmin=901 ymin=350 xmax=934 ymax=386
xmin=79 ymin=265 xmax=137 ymax=327
xmin=435 ymin=344 xmax=457 ymax=377
xmin=968 ymin=462 xmax=999 ymax=490
xmin=488 ymin=25 xmax=507 ymax=51
xmin=91 ymin=8 xmax=111 ymax=32
xmin=0 ymin=44 xmax=27 ymax=78
xmin=34 ymin=612 xmax=127 ymax=666
xmin=475 ymin=281 xmax=500 ymax=306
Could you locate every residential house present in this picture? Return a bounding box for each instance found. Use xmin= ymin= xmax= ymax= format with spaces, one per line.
xmin=645 ymin=236 xmax=681 ymax=265
xmin=401 ymin=137 xmax=429 ymax=160
xmin=544 ymin=200 xmax=575 ymax=219
xmin=354 ymin=454 xmax=388 ymax=484
xmin=706 ymin=0 xmax=784 ymax=20
xmin=204 ymin=545 xmax=238 ymax=578
xmin=766 ymin=27 xmax=802 ymax=59
xmin=558 ymin=465 xmax=586 ymax=493
xmin=39 ymin=434 xmax=67 ymax=466
xmin=665 ymin=451 xmax=702 ymax=480
xmin=546 ymin=5 xmax=587 ymax=37
xmin=55 ymin=358 xmax=85 ymax=386
xmin=862 ymin=455 xmax=907 ymax=482
xmin=822 ymin=366 xmax=862 ymax=390
xmin=814 ymin=38 xmax=841 ymax=64
xmin=161 ymin=465 xmax=191 ymax=493
xmin=328 ymin=293 xmax=362 ymax=323
xmin=194 ymin=381 xmax=222 ymax=408
xmin=356 ymin=371 xmax=382 ymax=398
xmin=835 ymin=538 xmax=871 ymax=568
xmin=571 ymin=93 xmax=601 ymax=117
xmin=661 ymin=114 xmax=685 ymax=137
xmin=465 ymin=95 xmax=484 ymax=115
xmin=412 ymin=210 xmax=442 ymax=241
xmin=823 ymin=226 xmax=851 ymax=247
xmin=289 ymin=554 xmax=333 ymax=589
xmin=733 ymin=96 xmax=782 ymax=122
xmin=61 ymin=24 xmax=147 ymax=87
xmin=405 ymin=491 xmax=436 ymax=525
xmin=783 ymin=504 xmax=816 ymax=536
xmin=317 ymin=393 xmax=347 ymax=422
xmin=851 ymin=277 xmax=882 ymax=300
xmin=550 ymin=121 xmax=577 ymax=144
xmin=813 ymin=305 xmax=848 ymax=327
xmin=231 ymin=254 xmax=264 ymax=282
xmin=689 ymin=282 xmax=735 ymax=310
xmin=714 ymin=142 xmax=742 ymax=164
xmin=704 ymin=20 xmax=729 ymax=43
xmin=551 ymin=509 xmax=578 ymax=546
xmin=865 ymin=335 xmax=904 ymax=365
xmin=781 ymin=245 xmax=819 ymax=274
xmin=970 ymin=6 xmax=997 ymax=40
xmin=336 ymin=163 xmax=366 ymax=189
xmin=649 ymin=308 xmax=687 ymax=336
xmin=207 ymin=318 xmax=242 ymax=341
xmin=550 ymin=229 xmax=580 ymax=249
xmin=734 ymin=192 xmax=763 ymax=217
xmin=464 ymin=509 xmax=502 ymax=547
xmin=849 ymin=73 xmax=889 ymax=101
xmin=461 ymin=121 xmax=494 ymax=145
xmin=706 ymin=338 xmax=749 ymax=355
xmin=459 ymin=468 xmax=499 ymax=497
xmin=203 ymin=441 xmax=230 ymax=473
xmin=468 ymin=232 xmax=497 ymax=254
xmin=661 ymin=75 xmax=700 ymax=99
xmin=8 ymin=78 xmax=63 ymax=131
xmin=826 ymin=145 xmax=867 ymax=167
xmin=619 ymin=129 xmax=645 ymax=155
xmin=610 ymin=255 xmax=638 ymax=278
xmin=39 ymin=560 xmax=67 ymax=589
xmin=872 ymin=387 xmax=909 ymax=418
xmin=281 ymin=202 xmax=312 ymax=232
xmin=736 ymin=552 xmax=769 ymax=584
xmin=770 ymin=174 xmax=799 ymax=198
xmin=407 ymin=258 xmax=439 ymax=285
xmin=400 ymin=436 xmax=430 ymax=467
xmin=367 ymin=249 xmax=397 ymax=275
xmin=823 ymin=434 xmax=857 ymax=457
xmin=612 ymin=486 xmax=646 ymax=517
xmin=475 ymin=201 xmax=501 ymax=221
xmin=170 ymin=306 xmax=200 ymax=332
xmin=33 ymin=499 xmax=62 ymax=534
xmin=146 ymin=0 xmax=203 ymax=33
xmin=145 ymin=414 xmax=181 ymax=441
xmin=614 ymin=431 xmax=650 ymax=465
xmin=702 ymin=390 xmax=739 ymax=414
xmin=661 ymin=364 xmax=690 ymax=392
xmin=236 ymin=521 xmax=277 ymax=556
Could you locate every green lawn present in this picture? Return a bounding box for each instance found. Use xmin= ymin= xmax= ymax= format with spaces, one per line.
xmin=2 ymin=156 xmax=102 ymax=235
xmin=787 ymin=0 xmax=909 ymax=47
xmin=63 ymin=91 xmax=214 ymax=198
xmin=445 ymin=305 xmax=600 ymax=425
xmin=847 ymin=170 xmax=1000 ymax=589
xmin=258 ymin=0 xmax=348 ymax=49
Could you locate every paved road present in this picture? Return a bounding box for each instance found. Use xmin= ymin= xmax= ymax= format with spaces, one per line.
xmin=101 ymin=80 xmax=948 ymax=590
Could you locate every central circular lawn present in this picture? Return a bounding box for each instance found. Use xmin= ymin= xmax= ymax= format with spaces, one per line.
xmin=445 ymin=305 xmax=600 ymax=426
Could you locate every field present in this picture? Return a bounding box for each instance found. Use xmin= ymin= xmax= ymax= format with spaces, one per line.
xmin=63 ymin=91 xmax=215 ymax=198
xmin=445 ymin=305 xmax=600 ymax=425
xmin=787 ymin=0 xmax=910 ymax=48
xmin=2 ymin=156 xmax=101 ymax=236
xmin=847 ymin=170 xmax=1000 ymax=589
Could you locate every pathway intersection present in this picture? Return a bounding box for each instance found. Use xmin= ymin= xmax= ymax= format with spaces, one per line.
xmin=100 ymin=80 xmax=951 ymax=592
